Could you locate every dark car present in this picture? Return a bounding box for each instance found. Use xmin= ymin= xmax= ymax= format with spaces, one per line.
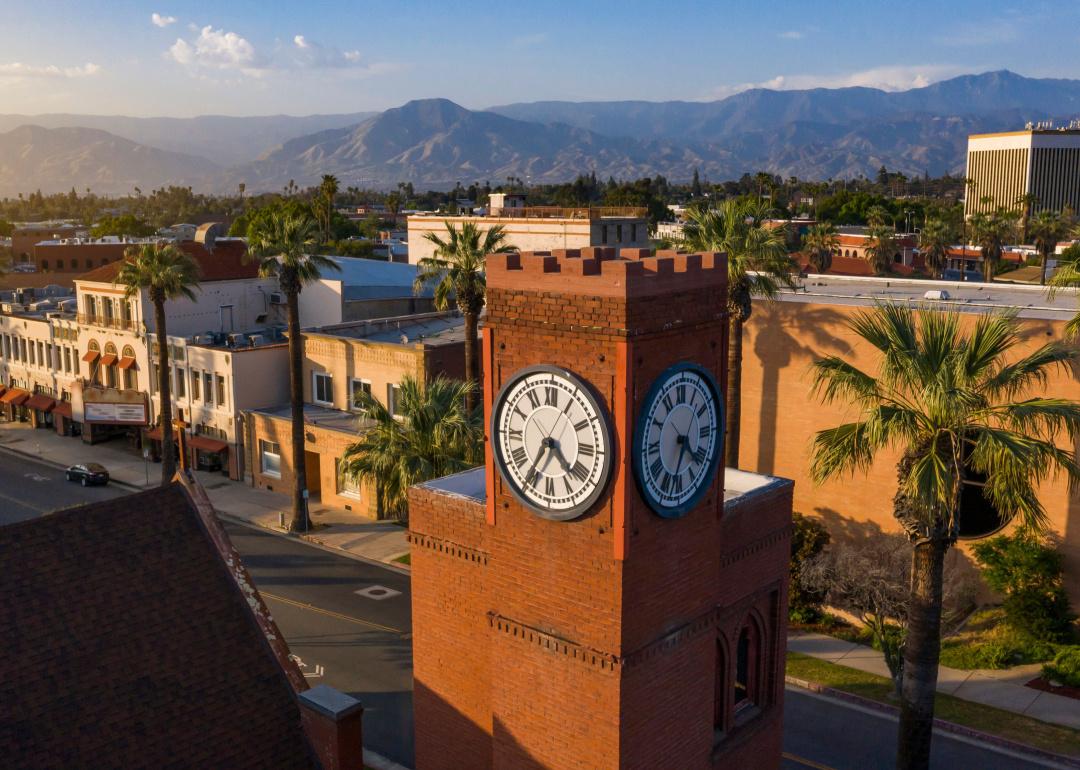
xmin=65 ymin=463 xmax=109 ymax=486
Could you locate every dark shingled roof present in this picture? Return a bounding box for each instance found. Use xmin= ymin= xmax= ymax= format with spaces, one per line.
xmin=0 ymin=483 xmax=319 ymax=770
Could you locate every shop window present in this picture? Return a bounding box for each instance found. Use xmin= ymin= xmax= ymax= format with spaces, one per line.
xmin=349 ymin=378 xmax=371 ymax=411
xmin=260 ymin=439 xmax=282 ymax=478
xmin=313 ymin=372 xmax=333 ymax=405
xmin=336 ymin=458 xmax=361 ymax=499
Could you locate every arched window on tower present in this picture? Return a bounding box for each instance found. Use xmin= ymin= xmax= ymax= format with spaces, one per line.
xmin=733 ymin=618 xmax=764 ymax=722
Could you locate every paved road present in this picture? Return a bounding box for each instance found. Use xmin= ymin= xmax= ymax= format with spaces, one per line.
xmin=1 ymin=447 xmax=1069 ymax=770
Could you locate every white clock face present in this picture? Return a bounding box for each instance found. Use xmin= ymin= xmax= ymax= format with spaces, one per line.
xmin=634 ymin=364 xmax=723 ymax=517
xmin=492 ymin=366 xmax=612 ymax=520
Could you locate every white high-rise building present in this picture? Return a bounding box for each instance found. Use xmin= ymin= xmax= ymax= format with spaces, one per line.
xmin=965 ymin=125 xmax=1080 ymax=218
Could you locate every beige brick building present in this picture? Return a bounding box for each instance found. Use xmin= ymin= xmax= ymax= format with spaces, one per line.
xmin=248 ymin=312 xmax=470 ymax=518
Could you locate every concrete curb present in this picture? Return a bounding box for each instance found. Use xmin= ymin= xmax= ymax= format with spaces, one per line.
xmin=216 ymin=512 xmax=412 ymax=576
xmin=784 ymin=675 xmax=1080 ymax=768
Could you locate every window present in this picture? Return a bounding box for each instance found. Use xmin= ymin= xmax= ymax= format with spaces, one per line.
xmin=204 ymin=372 xmax=214 ymax=405
xmin=313 ymin=372 xmax=333 ymax=405
xmin=388 ymin=383 xmax=403 ymax=418
xmin=191 ymin=369 xmax=200 ymax=401
xmin=336 ymin=458 xmax=361 ymax=499
xmin=104 ymin=343 xmax=118 ymax=388
xmin=260 ymin=439 xmax=282 ymax=478
xmin=601 ymin=224 xmax=609 ymax=244
xmin=150 ymin=363 xmax=158 ymax=394
xmin=631 ymin=223 xmax=638 ymax=242
xmin=175 ymin=367 xmax=186 ymax=398
xmin=734 ymin=628 xmax=752 ymax=710
xmin=216 ymin=375 xmax=226 ymax=407
xmin=29 ymin=342 xmax=35 ymax=366
xmin=733 ymin=619 xmax=764 ymax=723
xmin=714 ymin=639 xmax=727 ymax=737
xmin=349 ymin=378 xmax=372 ymax=411
xmin=616 ymin=224 xmax=624 ymax=242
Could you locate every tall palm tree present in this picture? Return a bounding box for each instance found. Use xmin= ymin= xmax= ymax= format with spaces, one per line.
xmin=969 ymin=208 xmax=1012 ymax=282
xmin=1029 ymin=209 xmax=1068 ymax=285
xmin=115 ymin=243 xmax=200 ymax=484
xmin=917 ymin=218 xmax=953 ymax=280
xmin=863 ymin=224 xmax=895 ymax=275
xmin=1046 ymin=240 xmax=1080 ymax=336
xmin=248 ymin=212 xmax=340 ymax=532
xmin=680 ymin=197 xmax=795 ymax=467
xmin=803 ymin=222 xmax=838 ymax=274
xmin=318 ymin=174 xmax=340 ymax=242
xmin=811 ymin=305 xmax=1080 ymax=770
xmin=340 ymin=375 xmax=483 ymax=521
xmin=1016 ymin=193 xmax=1040 ymax=242
xmin=415 ymin=221 xmax=515 ymax=413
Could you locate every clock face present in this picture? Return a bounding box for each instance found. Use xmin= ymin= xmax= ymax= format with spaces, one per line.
xmin=633 ymin=363 xmax=724 ymax=518
xmin=491 ymin=365 xmax=613 ymax=520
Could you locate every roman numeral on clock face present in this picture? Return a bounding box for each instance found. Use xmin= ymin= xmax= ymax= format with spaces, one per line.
xmin=511 ymin=446 xmax=527 ymax=466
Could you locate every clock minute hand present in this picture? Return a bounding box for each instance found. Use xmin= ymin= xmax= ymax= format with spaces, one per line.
xmin=526 ymin=437 xmax=553 ymax=484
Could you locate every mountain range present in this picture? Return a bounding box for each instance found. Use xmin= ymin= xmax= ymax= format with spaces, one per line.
xmin=2 ymin=70 xmax=1079 ymax=196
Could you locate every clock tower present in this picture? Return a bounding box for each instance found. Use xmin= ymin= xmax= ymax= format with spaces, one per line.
xmin=409 ymin=247 xmax=793 ymax=770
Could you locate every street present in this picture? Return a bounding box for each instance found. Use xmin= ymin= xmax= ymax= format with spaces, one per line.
xmin=0 ymin=448 xmax=1068 ymax=770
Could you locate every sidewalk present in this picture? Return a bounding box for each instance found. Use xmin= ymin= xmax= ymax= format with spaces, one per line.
xmin=789 ymin=630 xmax=1080 ymax=730
xmin=0 ymin=421 xmax=410 ymax=567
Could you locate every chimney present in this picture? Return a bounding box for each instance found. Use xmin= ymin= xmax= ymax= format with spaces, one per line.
xmin=298 ymin=685 xmax=365 ymax=770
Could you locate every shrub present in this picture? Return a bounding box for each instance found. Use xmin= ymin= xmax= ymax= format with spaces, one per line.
xmin=788 ymin=513 xmax=830 ymax=623
xmin=1042 ymin=646 xmax=1080 ymax=688
xmin=972 ymin=533 xmax=1076 ymax=644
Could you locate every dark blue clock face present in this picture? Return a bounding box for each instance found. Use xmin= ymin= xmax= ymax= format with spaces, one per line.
xmin=632 ymin=363 xmax=724 ymax=518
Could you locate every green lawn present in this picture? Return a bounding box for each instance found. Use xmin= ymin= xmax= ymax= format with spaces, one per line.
xmin=786 ymin=651 xmax=1080 ymax=757
xmin=938 ymin=607 xmax=1060 ymax=670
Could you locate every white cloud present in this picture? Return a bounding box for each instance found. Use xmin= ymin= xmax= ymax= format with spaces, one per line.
xmin=151 ymin=12 xmax=177 ymax=28
xmin=703 ymin=64 xmax=966 ymax=100
xmin=293 ymin=34 xmax=310 ymax=49
xmin=777 ymin=30 xmax=804 ymax=40
xmin=0 ymin=61 xmax=101 ymax=79
xmin=168 ymin=25 xmax=265 ymax=76
xmin=289 ymin=34 xmax=394 ymax=73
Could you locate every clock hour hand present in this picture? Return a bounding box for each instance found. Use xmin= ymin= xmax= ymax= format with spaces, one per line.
xmin=672 ymin=434 xmax=689 ymax=477
xmin=526 ymin=437 xmax=554 ymax=485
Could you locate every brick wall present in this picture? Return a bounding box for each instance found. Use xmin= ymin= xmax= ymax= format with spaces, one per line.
xmin=409 ymin=247 xmax=793 ymax=769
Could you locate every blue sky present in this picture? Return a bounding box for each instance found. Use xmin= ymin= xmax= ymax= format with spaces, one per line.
xmin=1 ymin=0 xmax=1077 ymax=116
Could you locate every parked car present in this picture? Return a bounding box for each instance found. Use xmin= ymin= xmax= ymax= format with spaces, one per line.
xmin=65 ymin=463 xmax=109 ymax=486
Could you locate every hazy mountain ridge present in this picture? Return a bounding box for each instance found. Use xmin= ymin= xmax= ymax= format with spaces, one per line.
xmin=2 ymin=70 xmax=1079 ymax=195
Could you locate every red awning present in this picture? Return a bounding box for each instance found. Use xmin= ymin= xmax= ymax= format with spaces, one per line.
xmin=99 ymin=354 xmax=118 ymax=367
xmin=81 ymin=350 xmax=99 ymax=363
xmin=53 ymin=401 xmax=72 ymax=419
xmin=144 ymin=426 xmax=164 ymax=441
xmin=189 ymin=435 xmax=229 ymax=453
xmin=0 ymin=388 xmax=30 ymax=405
xmin=117 ymin=356 xmax=137 ymax=370
xmin=25 ymin=394 xmax=56 ymax=412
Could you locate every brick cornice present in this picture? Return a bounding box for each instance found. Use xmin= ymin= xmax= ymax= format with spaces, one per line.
xmin=719 ymin=524 xmax=793 ymax=568
xmin=487 ymin=612 xmax=622 ymax=672
xmin=408 ymin=532 xmax=489 ymax=566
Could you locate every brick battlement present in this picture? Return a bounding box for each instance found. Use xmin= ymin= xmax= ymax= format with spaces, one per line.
xmin=486 ymin=247 xmax=726 ymax=299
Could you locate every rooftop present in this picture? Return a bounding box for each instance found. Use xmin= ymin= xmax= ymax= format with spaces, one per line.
xmin=0 ymin=481 xmax=318 ymax=768
xmin=321 ymin=256 xmax=434 ymax=301
xmin=785 ymin=274 xmax=1079 ymax=321
xmin=308 ymin=311 xmax=470 ymax=347
xmin=254 ymin=402 xmax=375 ymax=435
xmin=76 ymin=239 xmax=255 ymax=284
xmin=410 ymin=206 xmax=647 ymax=221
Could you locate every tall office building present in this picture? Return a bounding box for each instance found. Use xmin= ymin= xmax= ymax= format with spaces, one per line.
xmin=964 ymin=126 xmax=1080 ymax=218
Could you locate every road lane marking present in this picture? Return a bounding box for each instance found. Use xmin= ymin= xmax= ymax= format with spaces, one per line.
xmin=262 ymin=591 xmax=406 ymax=635
xmin=0 ymin=488 xmax=45 ymax=513
xmin=782 ymin=752 xmax=837 ymax=770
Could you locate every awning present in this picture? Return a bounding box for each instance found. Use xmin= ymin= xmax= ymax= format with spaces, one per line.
xmin=99 ymin=354 xmax=118 ymax=367
xmin=189 ymin=435 xmax=229 ymax=453
xmin=53 ymin=401 xmax=72 ymax=419
xmin=0 ymin=388 xmax=30 ymax=405
xmin=144 ymin=426 xmax=164 ymax=441
xmin=81 ymin=350 xmax=99 ymax=363
xmin=117 ymin=356 xmax=137 ymax=370
xmin=25 ymin=394 xmax=56 ymax=412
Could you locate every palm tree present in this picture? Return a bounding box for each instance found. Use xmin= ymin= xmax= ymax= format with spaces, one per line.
xmin=1016 ymin=193 xmax=1039 ymax=242
xmin=1047 ymin=240 xmax=1080 ymax=336
xmin=318 ymin=174 xmax=340 ymax=242
xmin=340 ymin=375 xmax=483 ymax=521
xmin=1029 ymin=209 xmax=1068 ymax=285
xmin=969 ymin=209 xmax=1012 ymax=282
xmin=415 ymin=221 xmax=515 ymax=413
xmin=803 ymin=222 xmax=838 ymax=274
xmin=863 ymin=224 xmax=895 ymax=275
xmin=680 ymin=197 xmax=795 ymax=467
xmin=115 ymin=243 xmax=200 ymax=484
xmin=247 ymin=212 xmax=340 ymax=532
xmin=866 ymin=205 xmax=891 ymax=227
xmin=917 ymin=218 xmax=953 ymax=280
xmin=811 ymin=304 xmax=1080 ymax=770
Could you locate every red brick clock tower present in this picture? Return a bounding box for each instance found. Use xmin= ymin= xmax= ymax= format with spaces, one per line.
xmin=408 ymin=247 xmax=793 ymax=770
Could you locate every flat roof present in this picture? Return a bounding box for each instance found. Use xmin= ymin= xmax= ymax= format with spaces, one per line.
xmin=308 ymin=312 xmax=470 ymax=347
xmin=783 ymin=274 xmax=1078 ymax=321
xmin=252 ymin=403 xmax=375 ymax=435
